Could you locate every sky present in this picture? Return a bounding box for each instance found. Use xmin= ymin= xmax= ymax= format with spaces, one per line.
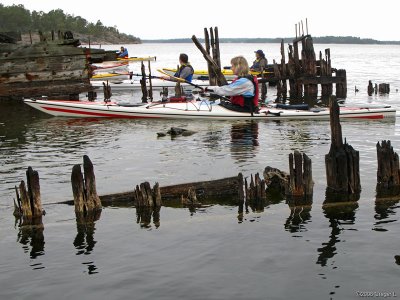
xmin=1 ymin=0 xmax=399 ymax=40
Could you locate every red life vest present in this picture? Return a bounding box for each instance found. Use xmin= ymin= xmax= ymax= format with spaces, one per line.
xmin=230 ymin=75 xmax=259 ymax=108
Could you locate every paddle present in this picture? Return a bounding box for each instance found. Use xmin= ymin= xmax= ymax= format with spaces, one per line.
xmin=157 ymin=69 xmax=205 ymax=91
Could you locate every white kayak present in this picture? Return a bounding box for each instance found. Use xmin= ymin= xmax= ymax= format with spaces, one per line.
xmin=91 ymin=61 xmax=129 ymax=73
xmin=90 ymin=78 xmax=209 ymax=91
xmin=24 ymin=98 xmax=396 ymax=120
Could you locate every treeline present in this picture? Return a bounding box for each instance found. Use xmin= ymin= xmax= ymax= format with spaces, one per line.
xmin=0 ymin=4 xmax=141 ymax=44
xmin=143 ymin=36 xmax=400 ymax=45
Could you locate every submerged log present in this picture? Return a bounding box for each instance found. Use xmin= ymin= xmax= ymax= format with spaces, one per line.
xmin=325 ymin=96 xmax=360 ymax=200
xmin=160 ymin=176 xmax=239 ymax=203
xmin=376 ymin=140 xmax=400 ymax=197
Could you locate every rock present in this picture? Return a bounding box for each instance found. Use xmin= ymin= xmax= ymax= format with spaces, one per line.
xmin=263 ymin=166 xmax=290 ymax=195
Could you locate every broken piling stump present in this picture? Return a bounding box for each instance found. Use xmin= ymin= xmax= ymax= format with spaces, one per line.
xmin=376 ymin=140 xmax=400 ymax=197
xmin=133 ymin=182 xmax=162 ymax=207
xmin=14 ymin=167 xmax=44 ymax=226
xmin=368 ymin=80 xmax=374 ymax=96
xmin=288 ymin=151 xmax=314 ymax=201
xmin=71 ymin=155 xmax=102 ymax=222
xmin=245 ymin=173 xmax=266 ymax=212
xmin=325 ymin=96 xmax=360 ymax=201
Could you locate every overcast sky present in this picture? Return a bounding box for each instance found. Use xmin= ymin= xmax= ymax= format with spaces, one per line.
xmin=1 ymin=0 xmax=399 ymax=40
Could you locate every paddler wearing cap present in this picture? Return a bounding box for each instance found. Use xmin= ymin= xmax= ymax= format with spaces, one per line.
xmin=250 ymin=49 xmax=268 ymax=72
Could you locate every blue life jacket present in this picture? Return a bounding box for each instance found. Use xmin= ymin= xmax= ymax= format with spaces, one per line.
xmin=174 ymin=64 xmax=194 ymax=82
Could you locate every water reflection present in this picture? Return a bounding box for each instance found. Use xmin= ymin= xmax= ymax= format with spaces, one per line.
xmin=136 ymin=207 xmax=161 ymax=229
xmin=16 ymin=221 xmax=45 ymax=261
xmin=317 ymin=202 xmax=358 ymax=266
xmin=285 ymin=199 xmax=312 ymax=233
xmin=74 ymin=211 xmax=101 ymax=275
xmin=230 ymin=121 xmax=259 ymax=162
xmin=373 ymin=199 xmax=399 ymax=232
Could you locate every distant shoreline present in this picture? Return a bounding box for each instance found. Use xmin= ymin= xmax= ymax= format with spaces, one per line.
xmin=142 ymin=37 xmax=400 ymax=45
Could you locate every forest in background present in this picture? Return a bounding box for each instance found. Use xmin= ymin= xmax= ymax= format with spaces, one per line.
xmin=143 ymin=36 xmax=400 ymax=45
xmin=0 ymin=4 xmax=141 ymax=44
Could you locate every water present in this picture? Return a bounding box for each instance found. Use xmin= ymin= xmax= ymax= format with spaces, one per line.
xmin=1 ymin=43 xmax=400 ymax=299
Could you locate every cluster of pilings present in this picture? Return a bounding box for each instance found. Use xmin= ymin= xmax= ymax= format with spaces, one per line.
xmin=191 ymin=26 xmax=347 ymax=102
xmin=12 ymin=99 xmax=400 ymax=230
xmin=271 ymin=35 xmax=347 ymax=101
xmin=368 ymin=80 xmax=391 ymax=96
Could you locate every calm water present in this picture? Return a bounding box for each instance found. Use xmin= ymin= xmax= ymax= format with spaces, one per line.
xmin=1 ymin=43 xmax=400 ymax=300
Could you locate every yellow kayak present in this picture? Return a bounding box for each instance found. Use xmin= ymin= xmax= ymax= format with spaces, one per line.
xmin=91 ymin=72 xmax=130 ymax=81
xmin=161 ymin=68 xmax=270 ymax=81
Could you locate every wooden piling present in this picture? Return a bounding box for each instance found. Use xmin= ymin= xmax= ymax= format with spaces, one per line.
xmin=148 ymin=60 xmax=153 ymax=101
xmin=140 ymin=62 xmax=148 ymax=103
xmin=288 ymin=151 xmax=313 ymax=200
xmin=368 ymin=80 xmax=374 ymax=96
xmin=192 ymin=32 xmax=227 ymax=86
xmin=325 ymin=96 xmax=360 ymax=199
xmin=133 ymin=181 xmax=162 ymax=208
xmin=378 ymin=83 xmax=390 ymax=94
xmin=280 ymin=40 xmax=288 ymax=99
xmin=335 ymin=69 xmax=347 ymax=98
xmin=245 ymin=173 xmax=266 ymax=212
xmin=14 ymin=167 xmax=44 ymax=225
xmin=376 ymin=140 xmax=400 ymax=197
xmin=71 ymin=155 xmax=102 ymax=215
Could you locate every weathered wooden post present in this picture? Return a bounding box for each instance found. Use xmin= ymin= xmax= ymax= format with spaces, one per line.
xmin=147 ymin=60 xmax=153 ymax=101
xmin=376 ymin=140 xmax=400 ymax=197
xmin=245 ymin=173 xmax=266 ymax=212
xmin=378 ymin=83 xmax=390 ymax=94
xmin=237 ymin=172 xmax=245 ymax=222
xmin=203 ymin=28 xmax=215 ymax=85
xmin=335 ymin=69 xmax=347 ymax=98
xmin=325 ymin=96 xmax=360 ymax=200
xmin=288 ymin=151 xmax=314 ymax=201
xmin=133 ymin=181 xmax=162 ymax=208
xmin=192 ymin=30 xmax=228 ymax=86
xmin=14 ymin=167 xmax=44 ymax=226
xmin=133 ymin=181 xmax=162 ymax=228
xmin=273 ymin=59 xmax=283 ymax=100
xmin=71 ymin=155 xmax=102 ymax=221
xmin=280 ymin=40 xmax=288 ymax=100
xmin=140 ymin=62 xmax=148 ymax=103
xmin=368 ymin=80 xmax=374 ymax=96
xmin=302 ymin=36 xmax=318 ymax=98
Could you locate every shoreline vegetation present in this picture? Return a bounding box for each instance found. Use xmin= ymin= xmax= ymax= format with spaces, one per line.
xmin=1 ymin=4 xmax=399 ymax=45
xmin=0 ymin=4 xmax=140 ymax=44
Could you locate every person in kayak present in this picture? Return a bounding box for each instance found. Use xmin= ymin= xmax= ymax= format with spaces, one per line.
xmin=208 ymin=56 xmax=259 ymax=114
xmin=162 ymin=53 xmax=194 ymax=82
xmin=250 ymin=50 xmax=268 ymax=101
xmin=250 ymin=49 xmax=268 ymax=72
xmin=117 ymin=46 xmax=129 ymax=58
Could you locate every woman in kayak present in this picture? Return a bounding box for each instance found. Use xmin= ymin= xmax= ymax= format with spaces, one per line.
xmin=208 ymin=56 xmax=259 ymax=113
